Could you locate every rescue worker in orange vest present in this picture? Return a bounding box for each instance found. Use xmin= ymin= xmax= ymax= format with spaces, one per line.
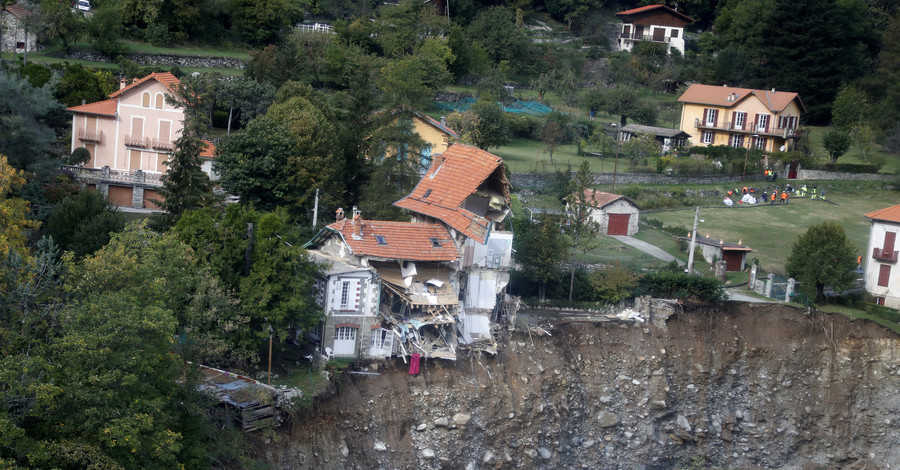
xmin=781 ymin=191 xmax=788 ymax=204
xmin=742 ymin=186 xmax=748 ymax=194
xmin=770 ymin=191 xmax=777 ymax=205
xmin=858 ymin=256 xmax=862 ymax=268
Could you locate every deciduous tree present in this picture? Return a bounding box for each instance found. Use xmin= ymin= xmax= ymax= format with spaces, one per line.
xmin=822 ymin=129 xmax=852 ymax=163
xmin=786 ymin=221 xmax=857 ymax=302
xmin=513 ymin=214 xmax=567 ymax=302
xmin=565 ymin=161 xmax=600 ymax=303
xmin=43 ymin=189 xmax=125 ymax=258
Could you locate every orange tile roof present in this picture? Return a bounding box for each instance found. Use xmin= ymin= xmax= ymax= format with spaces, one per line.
xmin=4 ymin=4 xmax=31 ymax=19
xmin=200 ymin=140 xmax=216 ymax=158
xmin=109 ymin=72 xmax=181 ymax=98
xmin=678 ymin=84 xmax=805 ymax=113
xmin=393 ymin=144 xmax=507 ymax=244
xmin=66 ymin=99 xmax=117 ymax=116
xmin=616 ymin=4 xmax=694 ymax=23
xmin=580 ymin=189 xmax=626 ymax=208
xmin=324 ymin=219 xmax=459 ymax=261
xmin=866 ymin=204 xmax=900 ymax=223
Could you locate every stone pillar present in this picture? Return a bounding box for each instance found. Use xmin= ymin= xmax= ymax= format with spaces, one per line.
xmin=715 ymin=260 xmax=727 ymax=282
xmin=101 ymin=165 xmax=110 ymax=178
xmin=132 ymin=186 xmax=144 ymax=209
xmin=133 ymin=169 xmax=145 ymax=183
xmin=98 ymin=183 xmax=109 ymax=197
xmin=785 ymin=278 xmax=795 ymax=302
xmin=764 ymin=273 xmax=774 ymax=298
xmin=749 ymin=264 xmax=757 ymax=287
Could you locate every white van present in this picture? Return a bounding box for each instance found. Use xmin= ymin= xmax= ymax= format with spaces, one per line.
xmin=76 ymin=0 xmax=90 ymax=11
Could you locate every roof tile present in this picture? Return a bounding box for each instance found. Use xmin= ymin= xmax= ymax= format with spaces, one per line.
xmin=66 ymin=99 xmax=117 ymax=116
xmin=325 ymin=219 xmax=459 ymax=261
xmin=866 ymin=204 xmax=900 ymax=223
xmin=678 ymin=84 xmax=805 ymax=113
xmin=109 ymin=72 xmax=181 ymax=98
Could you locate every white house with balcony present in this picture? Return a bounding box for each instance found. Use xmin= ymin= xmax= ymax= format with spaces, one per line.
xmin=864 ymin=205 xmax=900 ymax=308
xmin=615 ymin=4 xmax=693 ymax=56
xmin=66 ymin=72 xmax=216 ymax=209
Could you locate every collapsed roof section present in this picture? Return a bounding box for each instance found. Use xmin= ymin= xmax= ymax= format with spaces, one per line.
xmin=394 ymin=144 xmax=511 ymax=244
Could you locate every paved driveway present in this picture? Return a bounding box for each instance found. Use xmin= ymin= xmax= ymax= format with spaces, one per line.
xmin=609 ymin=235 xmax=684 ymax=265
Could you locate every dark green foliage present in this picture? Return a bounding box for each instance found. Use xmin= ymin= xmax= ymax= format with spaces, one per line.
xmin=583 ymin=87 xmax=657 ymax=126
xmin=589 ymin=263 xmax=639 ymax=304
xmin=822 ymin=129 xmax=853 ymax=163
xmin=786 ymin=221 xmax=857 ymax=302
xmin=512 ymin=214 xmax=568 ymax=301
xmin=0 ymin=71 xmax=64 ymax=173
xmin=565 ymin=161 xmax=601 ymax=302
xmin=819 ymin=162 xmax=883 ymax=173
xmin=54 ymin=63 xmax=113 ymax=108
xmin=68 ymin=147 xmax=91 ymax=166
xmin=471 ymin=99 xmax=511 ymax=150
xmin=359 ymin=115 xmax=429 ymax=221
xmin=227 ymin=0 xmax=302 ymax=46
xmin=636 ymin=270 xmax=727 ymax=303
xmin=622 ymin=184 xmax=642 ymax=200
xmin=43 ymin=189 xmax=125 ymax=258
xmin=85 ymin=6 xmax=127 ymax=58
xmin=466 ymin=7 xmax=534 ymax=74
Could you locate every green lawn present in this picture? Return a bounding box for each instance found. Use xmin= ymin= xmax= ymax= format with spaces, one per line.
xmin=817 ymin=304 xmax=900 ymax=335
xmin=636 ymin=186 xmax=897 ymax=274
xmin=805 ymin=126 xmax=900 ymax=174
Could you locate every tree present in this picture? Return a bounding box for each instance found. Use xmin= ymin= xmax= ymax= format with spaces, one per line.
xmin=470 ymin=99 xmax=510 ymax=150
xmin=39 ymin=0 xmax=83 ymax=51
xmin=0 ymin=71 xmax=64 ymax=172
xmin=43 ymin=189 xmax=125 ymax=258
xmin=822 ymin=129 xmax=852 ymax=163
xmin=623 ymin=133 xmax=660 ymax=169
xmin=786 ymin=221 xmax=857 ymax=302
xmin=565 ymin=161 xmax=600 ymax=303
xmin=0 ymin=155 xmax=39 ymax=260
xmin=589 ymin=263 xmax=639 ymax=304
xmin=466 ymin=6 xmax=534 ymax=73
xmin=542 ymin=121 xmax=565 ymax=164
xmin=227 ymin=0 xmax=302 ymax=46
xmin=216 ymin=78 xmax=276 ymax=135
xmin=54 ymin=63 xmax=113 ymax=108
xmin=154 ymin=76 xmax=215 ymax=229
xmin=377 ymin=37 xmax=455 ymax=109
xmin=513 ymin=214 xmax=567 ymax=302
xmin=584 ymin=87 xmax=657 ymax=126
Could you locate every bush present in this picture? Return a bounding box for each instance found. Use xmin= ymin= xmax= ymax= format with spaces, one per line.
xmin=820 ymin=162 xmax=883 ymax=174
xmin=589 ymin=264 xmax=639 ymax=304
xmin=635 ymin=270 xmax=726 ymax=303
xmin=68 ymin=147 xmax=91 ymax=166
xmin=212 ymin=110 xmax=230 ymax=129
xmin=507 ymin=113 xmax=543 ymax=138
xmin=622 ymin=184 xmax=642 ymax=200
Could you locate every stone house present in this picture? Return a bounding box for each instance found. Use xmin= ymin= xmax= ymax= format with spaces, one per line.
xmin=677 ymin=235 xmax=752 ymax=272
xmin=65 ymin=72 xmax=216 ymax=209
xmin=306 ymin=144 xmax=513 ymax=361
xmin=1 ymin=4 xmax=36 ymax=54
xmin=576 ymin=189 xmax=641 ymax=236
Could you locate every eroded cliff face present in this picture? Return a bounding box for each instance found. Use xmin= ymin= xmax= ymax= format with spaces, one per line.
xmin=257 ymin=302 xmax=900 ymax=469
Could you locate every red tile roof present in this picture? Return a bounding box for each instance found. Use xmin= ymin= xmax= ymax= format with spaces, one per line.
xmin=678 ymin=84 xmax=805 ymax=113
xmin=578 ymin=189 xmax=640 ymax=210
xmin=200 ymin=140 xmax=216 ymax=158
xmin=324 ymin=219 xmax=459 ymax=262
xmin=4 ymin=4 xmax=31 ymax=19
xmin=866 ymin=204 xmax=900 ymax=223
xmin=616 ymin=4 xmax=694 ymax=23
xmin=66 ymin=99 xmax=117 ymax=116
xmin=393 ymin=144 xmax=507 ymax=244
xmin=109 ymin=72 xmax=181 ymax=98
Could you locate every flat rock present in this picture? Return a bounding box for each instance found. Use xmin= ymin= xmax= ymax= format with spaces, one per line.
xmin=597 ymin=411 xmax=619 ymax=428
xmin=453 ymin=413 xmax=472 ymax=426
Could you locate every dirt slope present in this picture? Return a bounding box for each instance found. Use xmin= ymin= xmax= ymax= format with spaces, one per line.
xmin=257 ymin=302 xmax=900 ymax=469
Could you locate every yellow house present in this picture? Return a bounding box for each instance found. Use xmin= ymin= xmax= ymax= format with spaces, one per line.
xmin=368 ymin=108 xmax=459 ymax=167
xmin=677 ymin=84 xmax=805 ymax=152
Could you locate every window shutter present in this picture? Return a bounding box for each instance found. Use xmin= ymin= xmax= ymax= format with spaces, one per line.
xmin=878 ymin=264 xmax=891 ymax=287
xmin=764 ymin=115 xmax=770 ymax=132
xmin=713 ymin=109 xmax=719 ymax=126
xmin=350 ymin=279 xmax=361 ymax=311
xmin=731 ymin=112 xmax=736 ymax=129
xmin=703 ymin=108 xmax=709 ymax=123
xmin=884 ymin=232 xmax=896 ymax=253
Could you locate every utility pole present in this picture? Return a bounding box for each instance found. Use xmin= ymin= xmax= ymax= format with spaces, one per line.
xmin=612 ymin=130 xmax=621 ymax=190
xmin=686 ymin=206 xmax=700 ymax=274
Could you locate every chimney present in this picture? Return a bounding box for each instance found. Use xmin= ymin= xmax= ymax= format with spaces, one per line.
xmin=336 ymin=207 xmax=344 ymax=222
xmin=440 ymin=116 xmax=446 ymax=126
xmin=81 ymin=99 xmax=86 ymax=105
xmin=771 ymin=88 xmax=775 ymax=92
xmin=352 ymin=206 xmax=362 ymax=240
xmin=119 ymin=78 xmax=127 ymax=90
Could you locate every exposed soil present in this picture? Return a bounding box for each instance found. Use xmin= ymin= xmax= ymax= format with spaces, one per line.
xmin=255 ymin=302 xmax=900 ymax=469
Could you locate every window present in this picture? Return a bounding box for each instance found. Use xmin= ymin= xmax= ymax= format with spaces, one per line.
xmin=755 ymin=114 xmax=770 ymax=133
xmin=371 ymin=328 xmax=390 ymax=350
xmin=420 ymin=145 xmax=432 ymax=170
xmin=334 ymin=326 xmax=357 ymax=341
xmin=730 ymin=134 xmax=744 ymax=148
xmin=754 ymin=137 xmax=767 ymax=150
xmin=340 ymin=281 xmax=351 ymax=309
xmin=141 ymin=92 xmax=151 ymax=107
xmin=375 ymin=235 xmax=387 ymax=245
xmin=704 ymin=108 xmax=718 ymax=127
xmin=621 ymin=132 xmax=632 ymax=142
xmin=155 ymin=94 xmax=164 ymax=109
xmin=423 ymin=189 xmax=432 ymax=198
xmin=702 ymin=131 xmax=715 ymax=144
xmin=878 ymin=264 xmax=891 ymax=287
xmin=733 ymin=112 xmax=746 ymax=130
xmin=670 ymin=29 xmax=679 ymax=38
xmin=430 ymin=238 xmax=441 ymax=248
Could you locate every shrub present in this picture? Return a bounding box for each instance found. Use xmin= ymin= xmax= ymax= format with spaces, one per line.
xmin=68 ymin=147 xmax=91 ymax=166
xmin=820 ymin=162 xmax=883 ymax=174
xmin=589 ymin=264 xmax=639 ymax=304
xmin=622 ymin=184 xmax=642 ymax=200
xmin=635 ymin=270 xmax=726 ymax=303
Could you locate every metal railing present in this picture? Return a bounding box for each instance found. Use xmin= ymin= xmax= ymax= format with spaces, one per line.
xmin=693 ymin=118 xmax=803 ymax=139
xmin=62 ymin=165 xmax=163 ymax=185
xmin=77 ymin=128 xmax=103 ymax=143
xmin=124 ymin=135 xmax=150 ymax=148
xmin=619 ymin=32 xmax=671 ymax=44
xmin=151 ymin=138 xmax=174 ymax=151
xmin=873 ymin=248 xmax=898 ymax=262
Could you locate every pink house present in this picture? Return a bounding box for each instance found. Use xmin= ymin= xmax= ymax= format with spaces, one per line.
xmin=66 ymin=72 xmax=216 ymax=209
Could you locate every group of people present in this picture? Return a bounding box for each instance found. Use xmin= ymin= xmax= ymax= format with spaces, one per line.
xmin=763 ymin=169 xmax=779 ymax=181
xmin=723 ymin=183 xmax=827 ymax=206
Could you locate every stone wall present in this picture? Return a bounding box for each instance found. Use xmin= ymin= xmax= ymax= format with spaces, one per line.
xmin=796 ymin=169 xmax=891 ymax=181
xmin=61 ymin=51 xmax=246 ymax=70
xmin=511 ymin=172 xmax=746 ymax=189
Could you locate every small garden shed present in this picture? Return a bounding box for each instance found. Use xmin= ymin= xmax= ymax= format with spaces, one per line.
xmin=581 ymin=189 xmax=641 ymax=236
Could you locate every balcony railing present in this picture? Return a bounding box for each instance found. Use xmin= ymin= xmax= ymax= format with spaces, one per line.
xmin=873 ymin=247 xmax=898 ymax=262
xmin=693 ymin=118 xmax=803 ymax=139
xmin=62 ymin=165 xmax=163 ymax=186
xmin=125 ymin=135 xmax=150 ymax=148
xmin=77 ymin=128 xmax=104 ymax=143
xmin=151 ymin=138 xmax=174 ymax=151
xmin=619 ymin=33 xmax=671 ymax=44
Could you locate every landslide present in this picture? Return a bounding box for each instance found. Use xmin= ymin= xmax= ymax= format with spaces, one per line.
xmin=256 ymin=302 xmax=900 ymax=469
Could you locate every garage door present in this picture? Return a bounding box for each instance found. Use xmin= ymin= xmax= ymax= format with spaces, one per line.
xmin=607 ymin=213 xmax=630 ymax=235
xmin=143 ymin=189 xmax=163 ymax=210
xmin=107 ymin=185 xmax=133 ymax=207
xmin=333 ymin=326 xmax=357 ymax=356
xmin=723 ymin=251 xmax=743 ymax=271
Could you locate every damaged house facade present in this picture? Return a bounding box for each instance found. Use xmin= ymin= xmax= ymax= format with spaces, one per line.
xmin=305 ymin=144 xmax=513 ymax=361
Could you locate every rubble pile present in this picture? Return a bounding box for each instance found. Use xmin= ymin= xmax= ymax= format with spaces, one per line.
xmin=258 ymin=301 xmax=900 ymax=469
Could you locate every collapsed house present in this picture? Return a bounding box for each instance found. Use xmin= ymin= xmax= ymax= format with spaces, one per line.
xmin=305 ymin=144 xmax=513 ymax=361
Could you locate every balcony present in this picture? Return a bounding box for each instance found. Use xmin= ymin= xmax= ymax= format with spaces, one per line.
xmin=124 ymin=135 xmax=150 ymax=148
xmin=151 ymin=138 xmax=174 ymax=151
xmin=693 ymin=118 xmax=803 ymax=139
xmin=619 ymin=32 xmax=671 ymax=44
xmin=62 ymin=165 xmax=163 ymax=187
xmin=873 ymin=247 xmax=898 ymax=262
xmin=77 ymin=128 xmax=104 ymax=143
